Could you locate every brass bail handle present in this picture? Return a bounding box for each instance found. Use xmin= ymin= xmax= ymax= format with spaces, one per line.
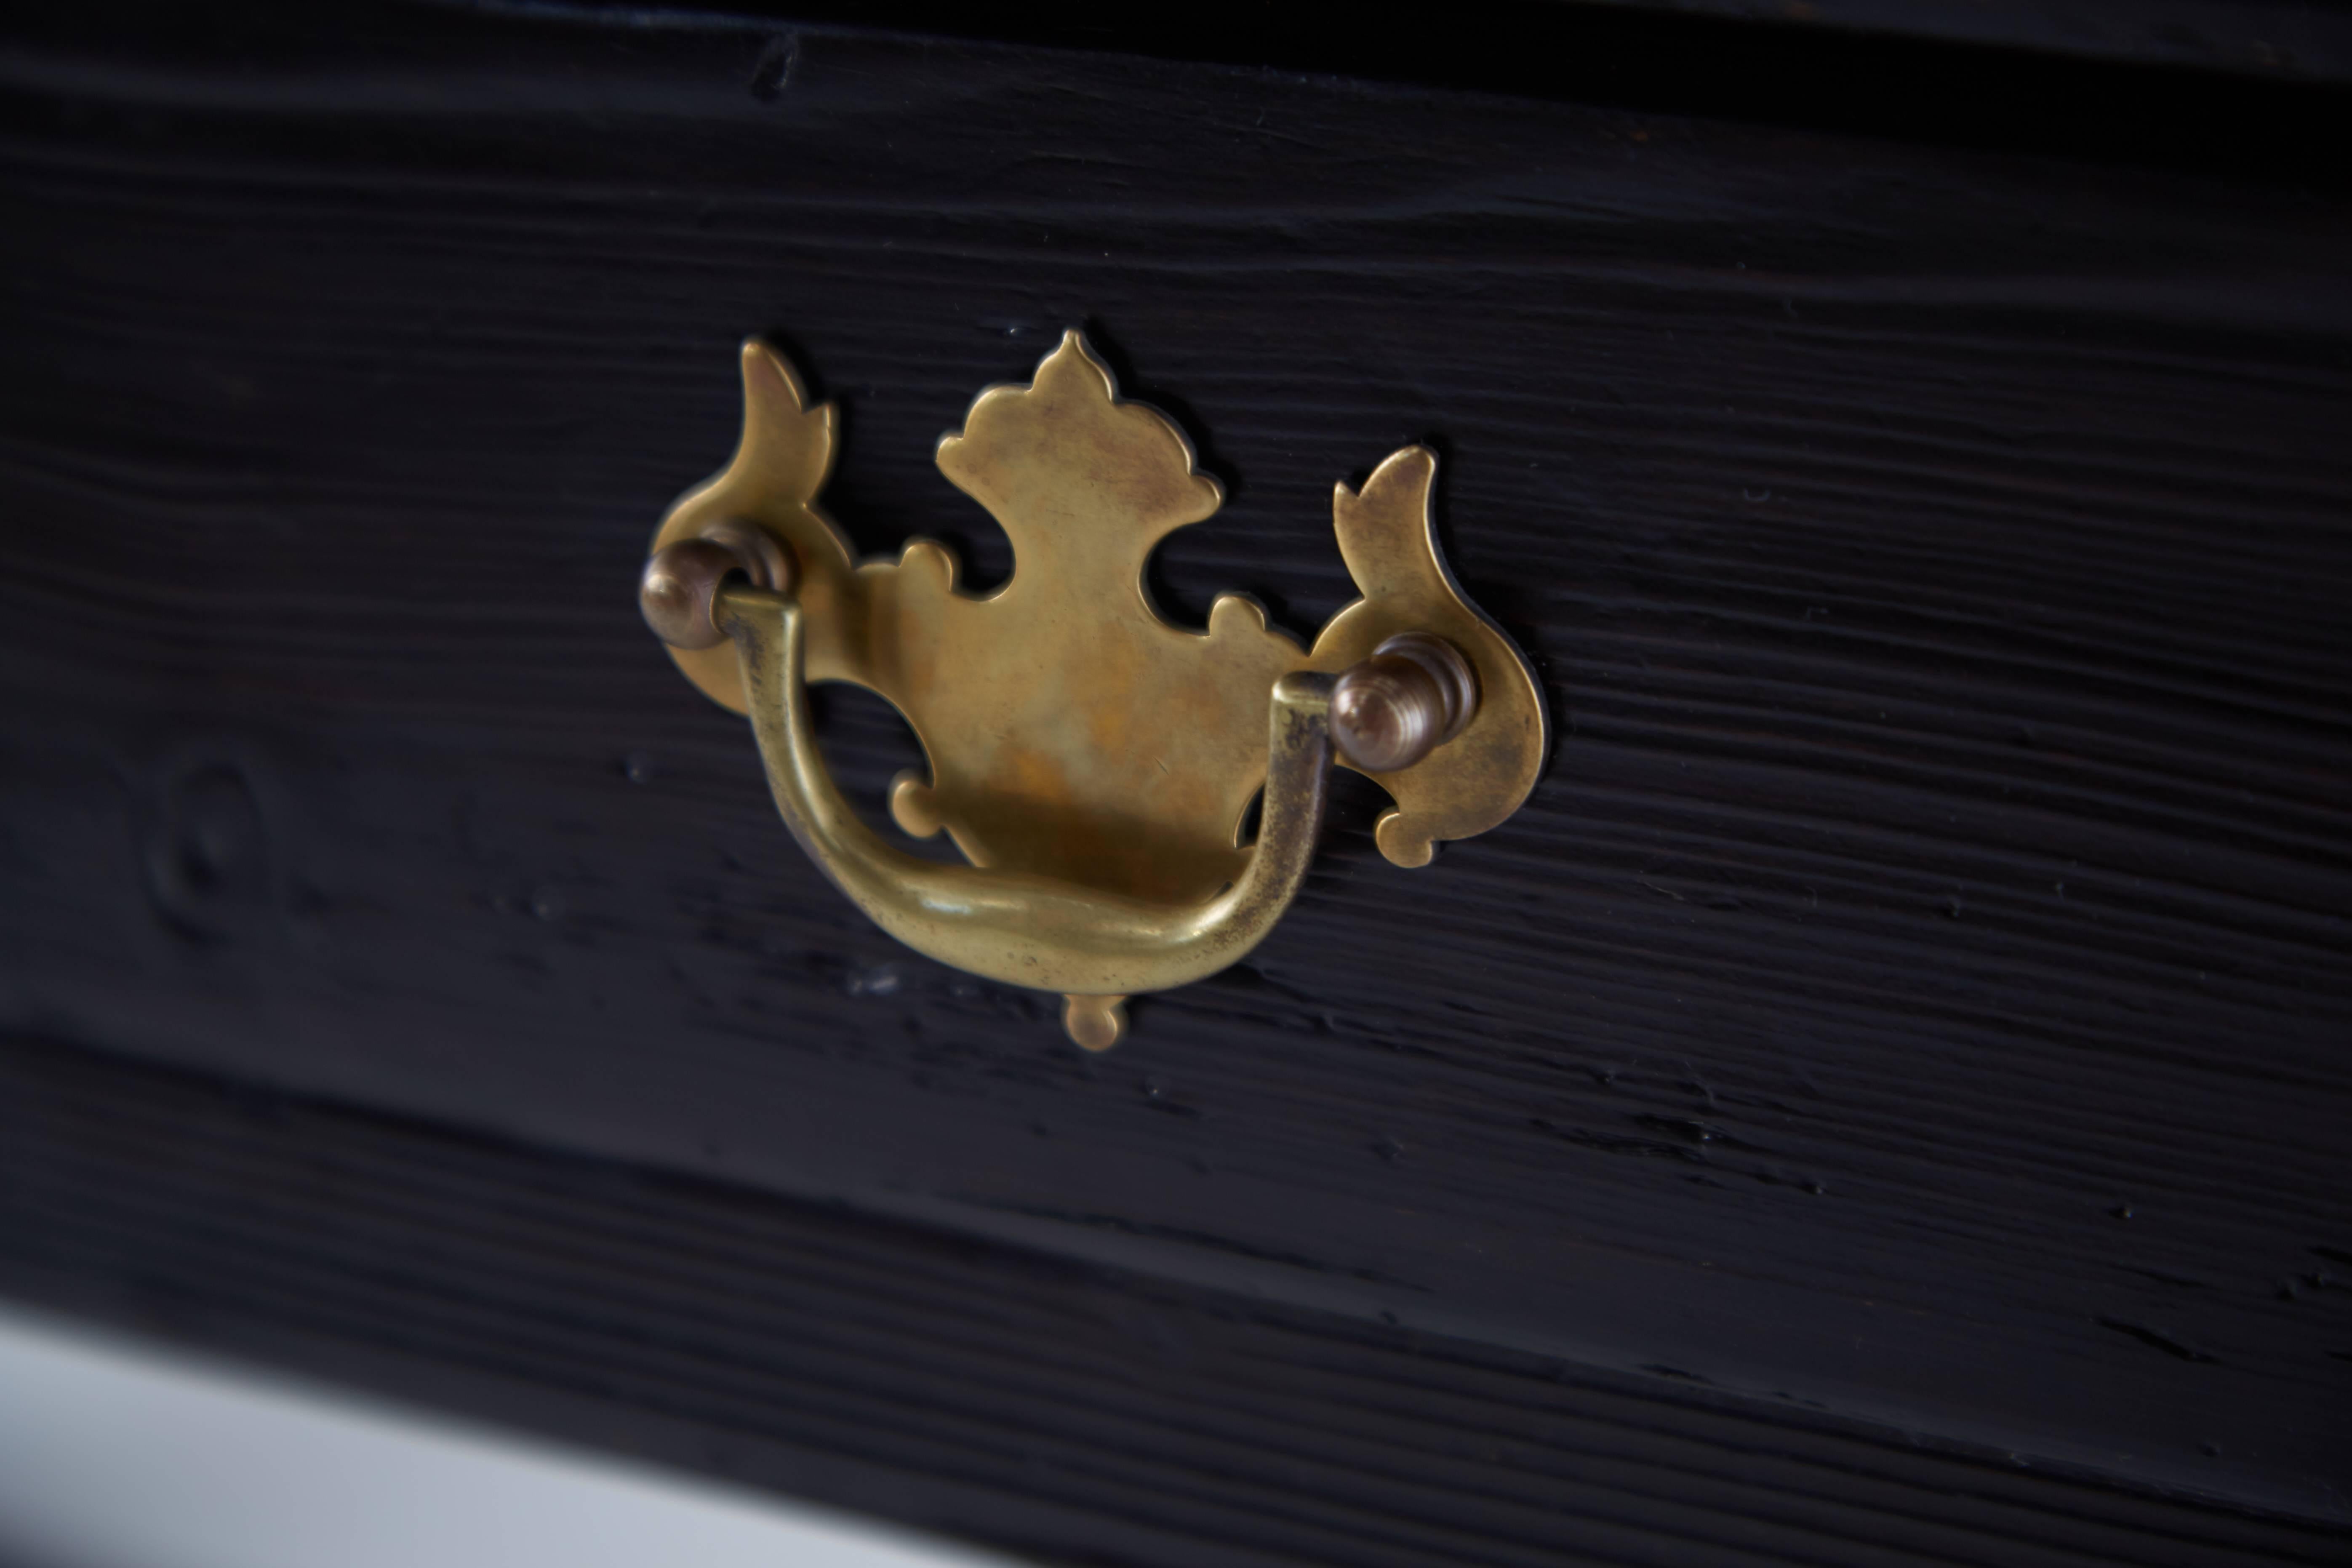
xmin=641 ymin=524 xmax=1477 ymax=775
xmin=639 ymin=522 xmax=1480 ymax=1048
xmin=635 ymin=330 xmax=1547 ymax=1050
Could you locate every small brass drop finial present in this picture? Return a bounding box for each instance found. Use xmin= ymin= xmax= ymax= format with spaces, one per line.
xmin=1063 ymin=994 xmax=1128 ymax=1052
xmin=1331 ymin=633 xmax=1480 ymax=773
xmin=641 ymin=519 xmax=795 ymax=650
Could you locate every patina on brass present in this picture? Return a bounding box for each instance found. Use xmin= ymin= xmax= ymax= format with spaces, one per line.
xmin=1330 ymin=632 xmax=1479 ymax=774
xmin=718 ymin=589 xmax=1337 ymax=1051
xmin=639 ymin=518 xmax=794 ymax=650
xmin=645 ymin=331 xmax=1546 ymax=1048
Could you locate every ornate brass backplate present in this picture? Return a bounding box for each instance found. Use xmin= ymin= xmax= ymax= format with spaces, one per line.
xmin=644 ymin=331 xmax=1545 ymax=1048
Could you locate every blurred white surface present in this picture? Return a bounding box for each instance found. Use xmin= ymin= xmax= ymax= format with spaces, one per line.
xmin=0 ymin=1301 xmax=1019 ymax=1568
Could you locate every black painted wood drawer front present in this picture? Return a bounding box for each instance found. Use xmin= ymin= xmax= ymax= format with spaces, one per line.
xmin=2 ymin=3 xmax=2347 ymax=1561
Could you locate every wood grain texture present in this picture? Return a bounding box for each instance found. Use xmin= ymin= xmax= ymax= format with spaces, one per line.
xmin=5 ymin=1032 xmax=2346 ymax=1568
xmin=1 ymin=0 xmax=2349 ymax=1553
xmin=1555 ymin=0 xmax=2352 ymax=81
xmin=559 ymin=0 xmax=2352 ymax=114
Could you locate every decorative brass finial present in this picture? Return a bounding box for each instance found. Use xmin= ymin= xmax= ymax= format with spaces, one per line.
xmin=640 ymin=519 xmax=795 ymax=650
xmin=1331 ymin=633 xmax=1480 ymax=773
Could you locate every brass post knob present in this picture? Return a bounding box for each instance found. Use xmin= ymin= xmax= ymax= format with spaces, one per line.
xmin=1331 ymin=633 xmax=1479 ymax=773
xmin=640 ymin=519 xmax=795 ymax=650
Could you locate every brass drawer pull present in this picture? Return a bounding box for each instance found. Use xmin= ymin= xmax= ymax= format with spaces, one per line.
xmin=640 ymin=332 xmax=1545 ymax=1048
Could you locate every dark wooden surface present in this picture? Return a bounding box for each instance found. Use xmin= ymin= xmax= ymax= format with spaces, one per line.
xmin=1555 ymin=0 xmax=2352 ymax=81
xmin=8 ymin=1033 xmax=2347 ymax=1567
xmin=565 ymin=0 xmax=2352 ymax=93
xmin=2 ymin=0 xmax=2349 ymax=1559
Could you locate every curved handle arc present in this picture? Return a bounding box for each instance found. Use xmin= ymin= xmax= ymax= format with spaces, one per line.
xmin=717 ymin=587 xmax=1336 ymax=1001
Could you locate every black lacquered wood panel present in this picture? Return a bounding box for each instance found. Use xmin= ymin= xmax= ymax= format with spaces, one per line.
xmin=0 ymin=0 xmax=2347 ymax=1555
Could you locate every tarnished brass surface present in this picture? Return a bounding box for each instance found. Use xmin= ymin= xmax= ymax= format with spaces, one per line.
xmin=1307 ymin=445 xmax=1547 ymax=869
xmin=639 ymin=519 xmax=794 ymax=650
xmin=1331 ymin=632 xmax=1478 ymax=774
xmin=722 ymin=589 xmax=1336 ymax=1050
xmin=648 ymin=331 xmax=1547 ymax=1044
